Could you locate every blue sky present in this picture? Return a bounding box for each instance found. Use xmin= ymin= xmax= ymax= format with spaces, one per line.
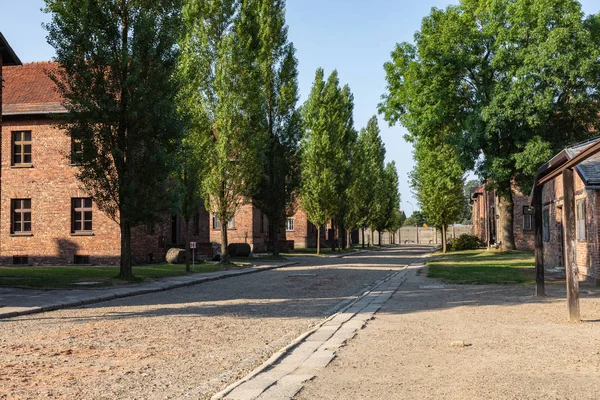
xmin=1 ymin=0 xmax=598 ymax=214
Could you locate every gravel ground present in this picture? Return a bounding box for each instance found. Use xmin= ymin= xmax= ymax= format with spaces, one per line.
xmin=297 ymin=265 xmax=600 ymax=400
xmin=0 ymin=248 xmax=427 ymax=400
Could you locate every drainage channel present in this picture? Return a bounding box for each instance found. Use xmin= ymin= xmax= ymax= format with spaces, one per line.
xmin=212 ymin=268 xmax=409 ymax=400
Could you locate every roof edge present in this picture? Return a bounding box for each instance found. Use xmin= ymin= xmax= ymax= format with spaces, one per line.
xmin=0 ymin=32 xmax=22 ymax=66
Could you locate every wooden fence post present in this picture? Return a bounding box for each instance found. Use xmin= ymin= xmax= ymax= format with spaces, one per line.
xmin=562 ymin=168 xmax=580 ymax=322
xmin=534 ymin=185 xmax=545 ymax=296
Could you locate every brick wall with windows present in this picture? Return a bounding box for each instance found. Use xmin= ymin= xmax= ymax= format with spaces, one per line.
xmin=285 ymin=207 xmax=325 ymax=249
xmin=0 ymin=119 xmax=122 ymax=265
xmin=209 ymin=203 xmax=270 ymax=252
xmin=540 ymin=172 xmax=600 ymax=282
xmin=512 ymin=191 xmax=535 ymax=251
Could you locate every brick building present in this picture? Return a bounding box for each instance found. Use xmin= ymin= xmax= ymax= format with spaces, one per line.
xmin=471 ymin=184 xmax=534 ymax=251
xmin=0 ymin=61 xmax=210 ymax=265
xmin=536 ymin=139 xmax=600 ymax=282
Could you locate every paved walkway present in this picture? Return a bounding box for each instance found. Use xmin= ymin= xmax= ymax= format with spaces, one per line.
xmin=213 ymin=263 xmax=416 ymax=400
xmin=0 ymin=261 xmax=298 ymax=319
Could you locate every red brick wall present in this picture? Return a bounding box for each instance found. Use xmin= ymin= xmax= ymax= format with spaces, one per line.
xmin=0 ymin=118 xmax=211 ymax=265
xmin=541 ymin=171 xmax=599 ymax=282
xmin=512 ymin=190 xmax=535 ymax=251
xmin=209 ymin=203 xmax=270 ymax=252
xmin=285 ymin=207 xmax=325 ymax=248
xmin=0 ymin=119 xmax=122 ymax=265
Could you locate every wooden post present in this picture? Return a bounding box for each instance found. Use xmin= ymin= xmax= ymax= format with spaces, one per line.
xmin=533 ymin=184 xmax=545 ymax=296
xmin=562 ymin=168 xmax=580 ymax=322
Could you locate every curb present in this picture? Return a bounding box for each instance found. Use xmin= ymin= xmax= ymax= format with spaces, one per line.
xmin=0 ymin=261 xmax=299 ymax=320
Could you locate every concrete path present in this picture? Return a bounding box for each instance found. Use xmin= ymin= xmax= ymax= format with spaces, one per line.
xmin=213 ymin=264 xmax=414 ymax=400
xmin=0 ymin=261 xmax=297 ymax=319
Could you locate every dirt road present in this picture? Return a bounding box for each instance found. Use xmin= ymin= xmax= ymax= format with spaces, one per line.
xmin=297 ymin=263 xmax=600 ymax=400
xmin=0 ymin=246 xmax=430 ymax=399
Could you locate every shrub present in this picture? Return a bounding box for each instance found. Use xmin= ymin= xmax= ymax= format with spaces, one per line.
xmin=448 ymin=234 xmax=481 ymax=251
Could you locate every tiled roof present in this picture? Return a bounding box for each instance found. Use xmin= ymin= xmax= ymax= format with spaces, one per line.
xmin=565 ymin=138 xmax=600 ymax=187
xmin=2 ymin=62 xmax=66 ymax=115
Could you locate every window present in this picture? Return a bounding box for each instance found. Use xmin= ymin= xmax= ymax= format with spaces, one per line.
xmin=74 ymin=255 xmax=90 ymax=265
xmin=212 ymin=215 xmax=234 ymax=229
xmin=13 ymin=256 xmax=28 ymax=265
xmin=522 ymin=206 xmax=533 ymax=231
xmin=193 ymin=213 xmax=200 ymax=235
xmin=11 ymin=199 xmax=31 ymax=234
xmin=576 ymin=199 xmax=586 ymax=241
xmin=71 ymin=136 xmax=84 ymax=164
xmin=542 ymin=209 xmax=550 ymax=242
xmin=286 ymin=218 xmax=295 ymax=232
xmin=72 ymin=198 xmax=93 ymax=233
xmin=12 ymin=131 xmax=32 ymax=165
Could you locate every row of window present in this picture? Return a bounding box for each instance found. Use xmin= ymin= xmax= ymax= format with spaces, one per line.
xmin=540 ymin=200 xmax=587 ymax=242
xmin=11 ymin=198 xmax=92 ymax=235
xmin=10 ymin=130 xmax=83 ymax=166
xmin=211 ymin=216 xmax=296 ymax=231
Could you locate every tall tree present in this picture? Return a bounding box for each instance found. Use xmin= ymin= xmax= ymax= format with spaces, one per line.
xmin=347 ymin=116 xmax=386 ymax=248
xmin=180 ymin=0 xmax=264 ymax=263
xmin=380 ymin=0 xmax=600 ymax=250
xmin=370 ymin=161 xmax=401 ymax=246
xmin=411 ymin=140 xmax=465 ymax=253
xmin=299 ymin=68 xmax=350 ymax=254
xmin=251 ymin=0 xmax=302 ymax=257
xmin=44 ymin=0 xmax=184 ymax=277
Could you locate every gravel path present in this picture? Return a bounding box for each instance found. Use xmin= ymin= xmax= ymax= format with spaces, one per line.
xmin=0 ymin=247 xmax=428 ymax=400
xmin=297 ymin=264 xmax=600 ymax=400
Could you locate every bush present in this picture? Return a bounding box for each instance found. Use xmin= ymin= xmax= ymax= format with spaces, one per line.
xmin=448 ymin=234 xmax=481 ymax=252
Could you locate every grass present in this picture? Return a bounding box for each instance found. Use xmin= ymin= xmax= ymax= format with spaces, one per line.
xmin=426 ymin=249 xmax=535 ymax=285
xmin=0 ymin=262 xmax=234 ymax=289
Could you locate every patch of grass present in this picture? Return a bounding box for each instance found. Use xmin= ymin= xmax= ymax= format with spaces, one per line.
xmin=0 ymin=263 xmax=227 ymax=289
xmin=427 ymin=249 xmax=535 ymax=285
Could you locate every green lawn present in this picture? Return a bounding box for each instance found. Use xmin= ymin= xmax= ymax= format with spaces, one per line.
xmin=0 ymin=262 xmax=230 ymax=288
xmin=427 ymin=249 xmax=535 ymax=285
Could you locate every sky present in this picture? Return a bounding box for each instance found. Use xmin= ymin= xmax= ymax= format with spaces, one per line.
xmin=1 ymin=0 xmax=599 ymax=215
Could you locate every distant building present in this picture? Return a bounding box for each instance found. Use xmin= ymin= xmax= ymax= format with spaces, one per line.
xmin=471 ymin=184 xmax=534 ymax=251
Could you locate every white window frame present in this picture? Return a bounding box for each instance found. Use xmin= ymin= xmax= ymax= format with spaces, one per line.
xmin=286 ymin=218 xmax=295 ymax=232
xmin=576 ymin=199 xmax=586 ymax=241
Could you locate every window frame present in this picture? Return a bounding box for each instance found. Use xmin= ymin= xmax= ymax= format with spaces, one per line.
xmin=11 ymin=198 xmax=32 ymax=234
xmin=71 ymin=135 xmax=84 ymax=164
xmin=12 ymin=130 xmax=32 ymax=166
xmin=286 ymin=218 xmax=295 ymax=232
xmin=212 ymin=215 xmax=234 ymax=230
xmin=71 ymin=198 xmax=93 ymax=234
xmin=542 ymin=208 xmax=550 ymax=242
xmin=576 ymin=199 xmax=586 ymax=241
xmin=522 ymin=206 xmax=533 ymax=231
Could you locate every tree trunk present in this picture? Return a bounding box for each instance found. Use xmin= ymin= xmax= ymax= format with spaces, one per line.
xmin=220 ymin=221 xmax=230 ymax=264
xmin=119 ymin=218 xmax=133 ymax=278
xmin=317 ymin=225 xmax=321 ymax=255
xmin=361 ymin=227 xmax=365 ymax=248
xmin=330 ymin=223 xmax=336 ymax=252
xmin=370 ymin=230 xmax=374 ymax=247
xmin=340 ymin=226 xmax=346 ymax=250
xmin=269 ymin=217 xmax=280 ymax=257
xmin=498 ymin=193 xmax=516 ymax=250
xmin=442 ymin=224 xmax=447 ymax=253
xmin=185 ymin=218 xmax=191 ymax=272
xmin=346 ymin=230 xmax=351 ymax=249
xmin=378 ymin=230 xmax=382 ymax=247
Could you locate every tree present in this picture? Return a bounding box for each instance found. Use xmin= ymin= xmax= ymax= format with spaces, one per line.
xmin=44 ymin=0 xmax=184 ymax=277
xmin=411 ymin=140 xmax=465 ymax=253
xmin=370 ymin=161 xmax=401 ymax=246
xmin=180 ymin=0 xmax=265 ymax=263
xmin=251 ymin=0 xmax=302 ymax=257
xmin=347 ymin=116 xmax=386 ymax=248
xmin=404 ymin=211 xmax=427 ymax=227
xmin=299 ymin=68 xmax=351 ymax=254
xmin=380 ymin=0 xmax=600 ymax=250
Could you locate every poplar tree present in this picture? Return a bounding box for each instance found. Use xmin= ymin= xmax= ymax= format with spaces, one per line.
xmin=300 ymin=68 xmax=351 ymax=254
xmin=347 ymin=116 xmax=386 ymax=248
xmin=370 ymin=161 xmax=401 ymax=246
xmin=44 ymin=0 xmax=183 ymax=277
xmin=251 ymin=0 xmax=302 ymax=257
xmin=180 ymin=0 xmax=264 ymax=263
